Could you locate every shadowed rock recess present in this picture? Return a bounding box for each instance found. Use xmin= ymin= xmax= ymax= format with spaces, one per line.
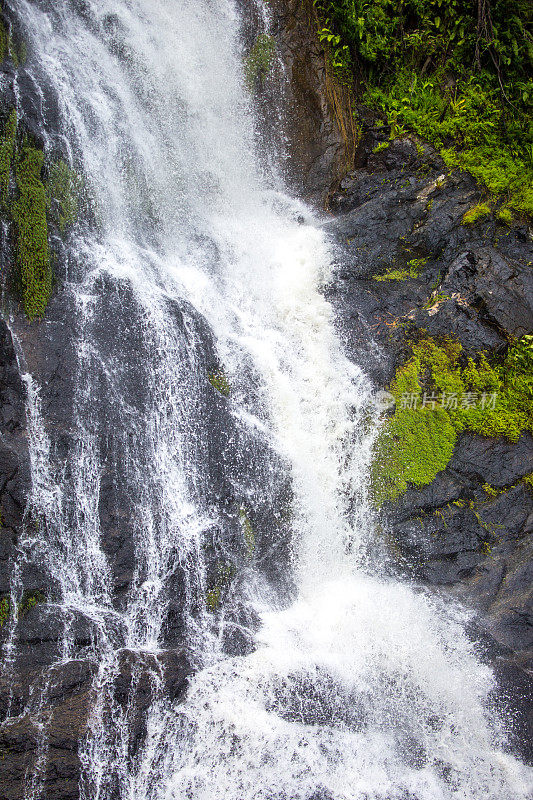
xmin=0 ymin=0 xmax=532 ymax=797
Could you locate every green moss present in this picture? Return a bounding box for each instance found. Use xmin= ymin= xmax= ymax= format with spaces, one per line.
xmin=523 ymin=473 xmax=533 ymax=493
xmin=0 ymin=18 xmax=7 ymax=63
xmin=372 ymin=336 xmax=533 ymax=506
xmin=0 ymin=597 xmax=10 ymax=627
xmin=462 ymin=203 xmax=491 ymax=225
xmin=373 ymin=257 xmax=427 ymax=282
xmin=0 ymin=108 xmax=17 ymax=209
xmin=205 ymin=587 xmax=221 ymax=612
xmin=372 ymin=141 xmax=390 ymax=154
xmin=239 ymin=507 xmax=255 ymax=556
xmin=12 ymin=146 xmax=52 ymax=318
xmin=244 ymin=34 xmax=275 ymax=92
xmin=205 ymin=562 xmax=235 ymax=613
xmin=18 ymin=590 xmax=44 ymax=616
xmin=46 ymin=160 xmax=83 ymax=232
xmin=497 ymin=206 xmax=514 ymax=225
xmin=208 ymin=371 xmax=230 ymax=397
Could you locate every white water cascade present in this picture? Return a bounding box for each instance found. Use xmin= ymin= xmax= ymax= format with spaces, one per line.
xmin=7 ymin=0 xmax=533 ymax=798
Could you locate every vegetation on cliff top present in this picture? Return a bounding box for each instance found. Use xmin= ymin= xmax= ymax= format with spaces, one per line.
xmin=313 ymin=0 xmax=533 ymax=216
xmin=372 ymin=335 xmax=533 ymax=506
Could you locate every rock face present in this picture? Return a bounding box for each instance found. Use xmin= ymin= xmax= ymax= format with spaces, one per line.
xmin=321 ymin=128 xmax=533 ymax=757
xmin=266 ymin=0 xmax=358 ymax=202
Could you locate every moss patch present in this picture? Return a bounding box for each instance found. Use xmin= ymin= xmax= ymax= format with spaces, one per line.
xmin=239 ymin=507 xmax=255 ymax=557
xmin=46 ymin=160 xmax=83 ymax=233
xmin=12 ymin=146 xmax=52 ymax=318
xmin=208 ymin=371 xmax=230 ymax=397
xmin=373 ymin=257 xmax=427 ymax=282
xmin=497 ymin=206 xmax=514 ymax=225
xmin=372 ymin=336 xmax=533 ymax=506
xmin=0 ymin=597 xmax=10 ymax=627
xmin=462 ymin=202 xmax=491 ymax=225
xmin=18 ymin=590 xmax=45 ymax=616
xmin=244 ymin=34 xmax=275 ymax=92
xmin=0 ymin=109 xmax=17 ymax=209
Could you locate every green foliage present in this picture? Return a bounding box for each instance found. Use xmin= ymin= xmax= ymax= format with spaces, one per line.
xmin=313 ymin=0 xmax=533 ymax=216
xmin=497 ymin=205 xmax=514 ymax=224
xmin=208 ymin=371 xmax=230 ymax=397
xmin=372 ymin=336 xmax=533 ymax=506
xmin=523 ymin=473 xmax=533 ymax=492
xmin=0 ymin=19 xmax=7 ymax=64
xmin=462 ymin=202 xmax=491 ymax=224
xmin=365 ymin=71 xmax=533 ymax=215
xmin=0 ymin=590 xmax=44 ymax=627
xmin=244 ymin=34 xmax=275 ymax=91
xmin=46 ymin=160 xmax=83 ymax=232
xmin=12 ymin=146 xmax=52 ymax=318
xmin=372 ymin=141 xmax=389 ymax=153
xmin=205 ymin=587 xmax=221 ymax=612
xmin=0 ymin=109 xmax=17 ymax=209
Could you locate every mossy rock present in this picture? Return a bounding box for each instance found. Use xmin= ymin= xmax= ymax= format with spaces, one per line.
xmin=13 ymin=146 xmax=52 ymax=319
xmin=244 ymin=34 xmax=275 ymax=92
xmin=372 ymin=336 xmax=533 ymax=507
xmin=0 ymin=108 xmax=17 ymax=209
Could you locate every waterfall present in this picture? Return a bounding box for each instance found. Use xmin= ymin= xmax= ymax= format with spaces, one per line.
xmin=6 ymin=0 xmax=532 ymax=798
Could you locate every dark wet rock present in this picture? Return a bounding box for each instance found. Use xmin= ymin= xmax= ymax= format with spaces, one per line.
xmin=0 ymin=658 xmax=97 ymax=800
xmin=267 ymin=0 xmax=356 ymax=202
xmin=109 ymin=648 xmax=191 ymax=759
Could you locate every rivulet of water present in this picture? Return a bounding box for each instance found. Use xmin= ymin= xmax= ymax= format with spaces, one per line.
xmin=6 ymin=0 xmax=532 ymax=798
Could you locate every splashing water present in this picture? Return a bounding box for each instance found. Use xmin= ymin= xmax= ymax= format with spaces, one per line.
xmin=7 ymin=0 xmax=532 ymax=798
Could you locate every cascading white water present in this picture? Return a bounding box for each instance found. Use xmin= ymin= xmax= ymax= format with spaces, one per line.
xmin=8 ymin=0 xmax=533 ymax=798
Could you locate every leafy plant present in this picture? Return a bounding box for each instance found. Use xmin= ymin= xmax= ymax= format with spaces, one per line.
xmin=313 ymin=0 xmax=533 ymax=216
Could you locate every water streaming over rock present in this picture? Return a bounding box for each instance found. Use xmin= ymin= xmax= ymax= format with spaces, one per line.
xmin=5 ymin=0 xmax=532 ymax=798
